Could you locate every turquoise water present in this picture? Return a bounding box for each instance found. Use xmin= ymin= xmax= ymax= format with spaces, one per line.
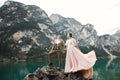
xmin=0 ymin=56 xmax=120 ymax=80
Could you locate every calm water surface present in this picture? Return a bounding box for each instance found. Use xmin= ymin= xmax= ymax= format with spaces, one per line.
xmin=0 ymin=56 xmax=120 ymax=80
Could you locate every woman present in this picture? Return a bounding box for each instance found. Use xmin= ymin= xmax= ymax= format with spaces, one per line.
xmin=65 ymin=33 xmax=97 ymax=79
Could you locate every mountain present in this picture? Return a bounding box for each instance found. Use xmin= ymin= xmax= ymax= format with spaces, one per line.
xmin=113 ymin=30 xmax=120 ymax=39
xmin=0 ymin=1 xmax=53 ymax=60
xmin=50 ymin=14 xmax=98 ymax=46
xmin=96 ymin=34 xmax=120 ymax=56
xmin=49 ymin=14 xmax=120 ymax=56
xmin=0 ymin=1 xmax=120 ymax=61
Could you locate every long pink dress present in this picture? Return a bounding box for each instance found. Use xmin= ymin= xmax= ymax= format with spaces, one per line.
xmin=65 ymin=38 xmax=97 ymax=73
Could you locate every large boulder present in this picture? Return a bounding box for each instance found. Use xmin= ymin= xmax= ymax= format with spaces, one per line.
xmin=24 ymin=64 xmax=85 ymax=80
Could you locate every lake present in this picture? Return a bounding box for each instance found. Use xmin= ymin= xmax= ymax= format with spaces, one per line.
xmin=0 ymin=56 xmax=120 ymax=80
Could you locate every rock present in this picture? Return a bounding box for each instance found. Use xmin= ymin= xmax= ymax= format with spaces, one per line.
xmin=34 ymin=65 xmax=66 ymax=80
xmin=113 ymin=30 xmax=120 ymax=39
xmin=24 ymin=64 xmax=85 ymax=80
xmin=24 ymin=73 xmax=39 ymax=80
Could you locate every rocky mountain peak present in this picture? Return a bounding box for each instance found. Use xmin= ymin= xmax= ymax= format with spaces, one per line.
xmin=50 ymin=14 xmax=82 ymax=25
xmin=50 ymin=14 xmax=64 ymax=24
xmin=0 ymin=0 xmax=52 ymax=26
xmin=82 ymin=23 xmax=97 ymax=37
xmin=113 ymin=29 xmax=120 ymax=39
xmin=0 ymin=1 xmax=52 ymax=55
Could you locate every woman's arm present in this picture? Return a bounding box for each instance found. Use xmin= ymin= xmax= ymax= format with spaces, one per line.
xmin=72 ymin=39 xmax=80 ymax=49
xmin=72 ymin=39 xmax=77 ymax=47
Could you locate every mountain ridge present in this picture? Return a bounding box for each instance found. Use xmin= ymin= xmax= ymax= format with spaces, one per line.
xmin=0 ymin=1 xmax=120 ymax=61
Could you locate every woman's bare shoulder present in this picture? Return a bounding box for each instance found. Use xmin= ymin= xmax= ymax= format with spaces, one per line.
xmin=72 ymin=38 xmax=76 ymax=41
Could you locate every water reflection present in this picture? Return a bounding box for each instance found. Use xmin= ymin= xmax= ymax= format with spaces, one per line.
xmin=0 ymin=57 xmax=120 ymax=80
xmin=105 ymin=57 xmax=117 ymax=71
xmin=94 ymin=57 xmax=120 ymax=80
xmin=0 ymin=57 xmax=48 ymax=80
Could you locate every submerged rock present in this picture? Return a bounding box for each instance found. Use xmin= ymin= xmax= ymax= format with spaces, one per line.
xmin=24 ymin=64 xmax=85 ymax=80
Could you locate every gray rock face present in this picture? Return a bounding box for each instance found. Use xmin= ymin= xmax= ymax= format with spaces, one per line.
xmin=96 ymin=34 xmax=120 ymax=52
xmin=0 ymin=1 xmax=52 ymax=55
xmin=113 ymin=30 xmax=120 ymax=39
xmin=0 ymin=1 xmax=52 ymax=25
